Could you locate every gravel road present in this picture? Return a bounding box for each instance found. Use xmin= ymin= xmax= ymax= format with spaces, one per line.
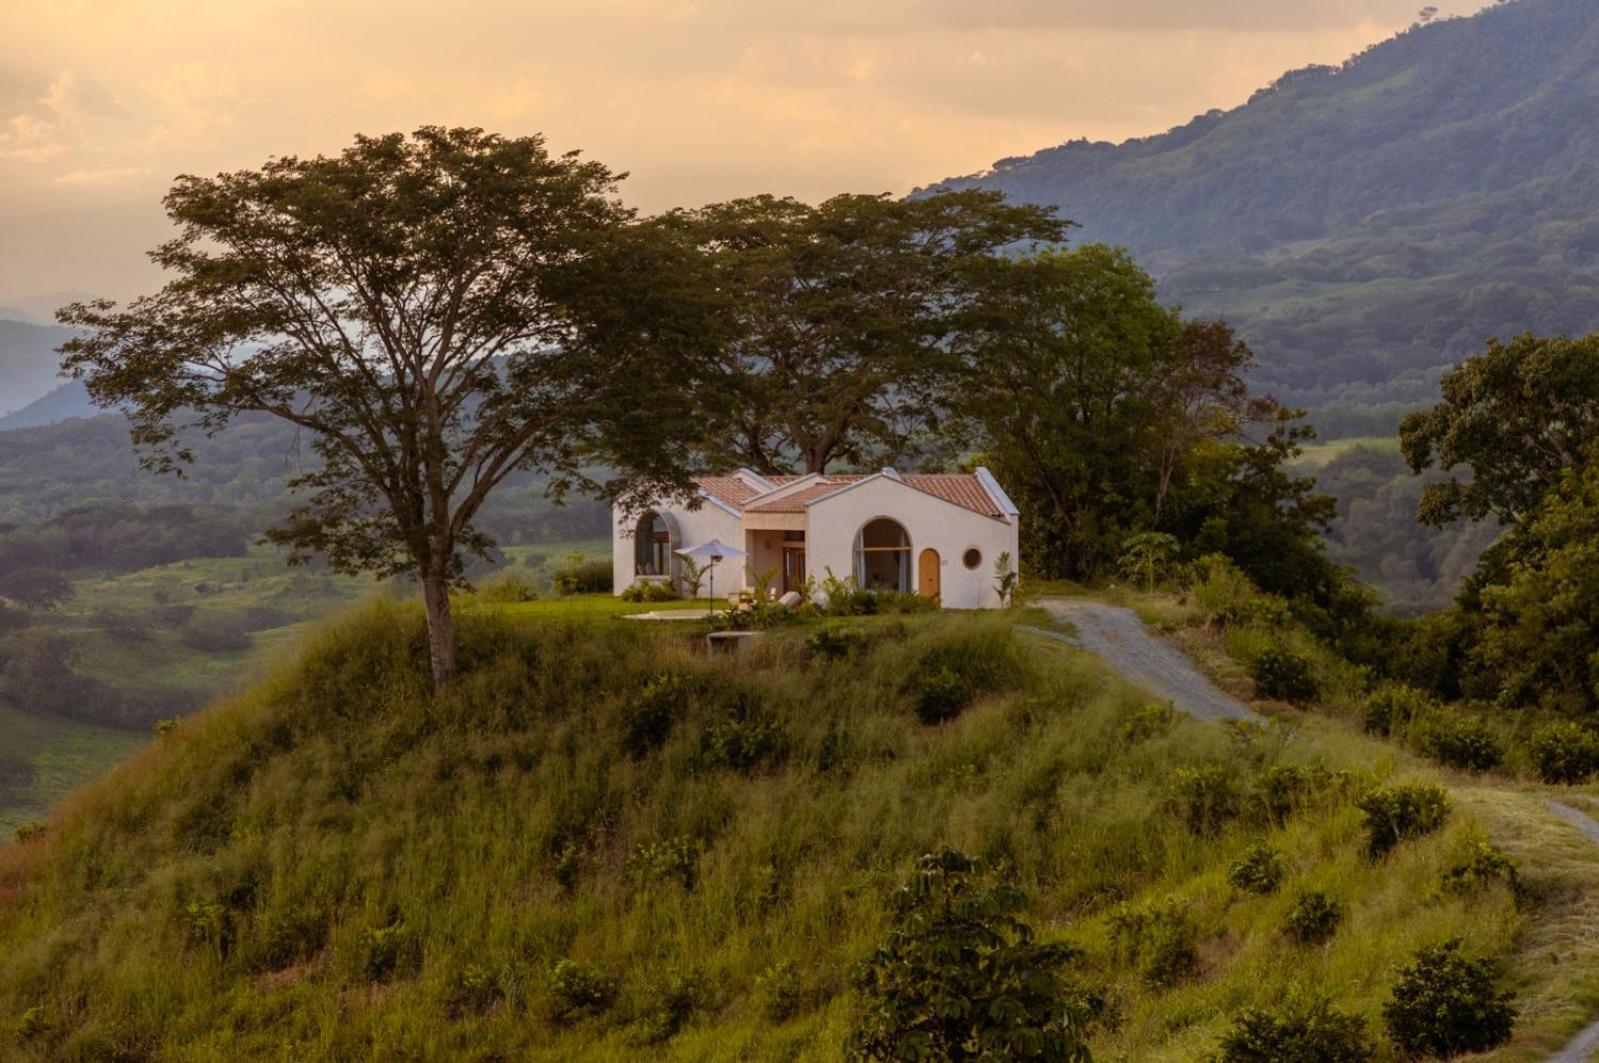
xmin=1548 ymin=801 xmax=1599 ymax=1063
xmin=1023 ymin=599 xmax=1262 ymax=725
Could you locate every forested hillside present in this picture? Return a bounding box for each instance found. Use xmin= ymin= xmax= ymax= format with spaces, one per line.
xmin=931 ymin=0 xmax=1599 ymax=425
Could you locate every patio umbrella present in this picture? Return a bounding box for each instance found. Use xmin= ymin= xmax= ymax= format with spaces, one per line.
xmin=676 ymin=539 xmax=745 ymax=607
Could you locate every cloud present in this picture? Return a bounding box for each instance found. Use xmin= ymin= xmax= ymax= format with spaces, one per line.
xmin=53 ymin=165 xmax=150 ymax=186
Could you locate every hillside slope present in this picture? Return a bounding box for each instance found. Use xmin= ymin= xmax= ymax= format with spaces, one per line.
xmin=0 ymin=320 xmax=76 ymax=419
xmin=932 ymin=0 xmax=1599 ymax=421
xmin=1 ymin=601 xmax=1594 ymax=1059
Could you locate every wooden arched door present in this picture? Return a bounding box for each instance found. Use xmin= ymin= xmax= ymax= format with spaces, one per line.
xmin=918 ymin=548 xmax=941 ymax=602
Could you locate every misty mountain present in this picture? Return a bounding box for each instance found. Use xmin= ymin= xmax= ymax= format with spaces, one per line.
xmin=0 ymin=319 xmax=75 ymax=417
xmin=930 ymin=0 xmax=1599 ymax=429
xmin=0 ymin=381 xmax=97 ymax=430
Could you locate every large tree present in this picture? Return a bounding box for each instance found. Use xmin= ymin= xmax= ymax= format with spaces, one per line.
xmin=661 ymin=190 xmax=1065 ymax=474
xmin=60 ymin=127 xmax=707 ymax=691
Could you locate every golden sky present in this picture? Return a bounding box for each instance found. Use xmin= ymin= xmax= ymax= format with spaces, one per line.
xmin=1 ymin=0 xmax=1480 ymax=306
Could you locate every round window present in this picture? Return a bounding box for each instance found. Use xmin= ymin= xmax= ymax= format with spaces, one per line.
xmin=963 ymin=548 xmax=982 ymax=570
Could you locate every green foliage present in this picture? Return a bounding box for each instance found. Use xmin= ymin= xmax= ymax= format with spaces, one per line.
xmin=622 ymin=673 xmax=693 ymax=757
xmin=1283 ymin=891 xmax=1343 ymax=946
xmin=357 ymin=921 xmax=419 ymax=983
xmin=0 ymin=567 xmax=73 ymax=610
xmin=1118 ymin=532 xmax=1180 ymax=593
xmin=633 ymin=969 xmax=709 ymax=1045
xmin=1382 ymin=939 xmax=1516 ymax=1058
xmin=700 ymin=697 xmax=783 ymax=773
xmin=1361 ymin=685 xmax=1431 ymax=738
xmin=11 ymin=820 xmax=46 ymax=844
xmin=1357 ymin=783 xmax=1449 ymax=859
xmin=850 ymin=848 xmax=1089 ymax=1061
xmin=553 ymin=554 xmax=614 ymax=596
xmin=754 ymin=961 xmax=802 ymax=1023
xmin=1248 ymin=645 xmax=1319 ymax=704
xmin=548 ymin=959 xmax=617 ymax=1022
xmin=628 ymin=836 xmax=699 ymax=893
xmin=1227 ymin=843 xmax=1285 ymax=896
xmin=993 ymin=550 xmax=1019 ymax=608
xmin=1108 ymin=898 xmax=1199 ymax=989
xmin=1251 ymin=763 xmax=1332 ymax=827
xmin=1441 ymin=841 xmax=1519 ymax=899
xmin=620 ymin=579 xmax=677 ymax=603
xmin=807 ymin=623 xmax=867 ymax=661
xmin=1169 ymin=764 xmax=1241 ymax=836
xmin=445 ymin=963 xmax=506 ymax=1018
xmin=1529 ymin=720 xmax=1599 ymax=784
xmin=903 ymin=635 xmax=1025 ymax=725
xmin=1217 ymin=989 xmax=1372 ymax=1063
xmin=1120 ymin=703 xmax=1175 ymax=744
xmin=1416 ymin=713 xmax=1503 ymax=774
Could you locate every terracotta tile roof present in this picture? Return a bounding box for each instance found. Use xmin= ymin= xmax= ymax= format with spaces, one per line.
xmin=695 ymin=476 xmax=763 ymax=508
xmin=698 ymin=470 xmax=1006 ymax=519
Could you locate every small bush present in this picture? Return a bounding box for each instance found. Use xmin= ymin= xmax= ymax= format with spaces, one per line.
xmin=1169 ymin=764 xmax=1241 ymax=836
xmin=1357 ymin=783 xmax=1449 ymax=859
xmin=1108 ymin=899 xmax=1198 ymax=989
xmin=1441 ymin=841 xmax=1520 ymax=899
xmin=808 ymin=624 xmax=867 ymax=661
xmin=628 ymin=836 xmax=698 ymax=892
xmin=1217 ymin=990 xmax=1372 ymax=1062
xmin=754 ymin=961 xmax=802 ymax=1022
xmin=1282 ymin=891 xmax=1343 ymax=946
xmin=701 ymin=699 xmax=783 ymax=773
xmin=553 ymin=555 xmax=612 ymax=595
xmin=13 ymin=1005 xmax=45 ymax=1041
xmin=12 ymin=821 xmax=46 ymax=844
xmin=358 ymin=921 xmax=418 ymax=983
xmin=1382 ymin=939 xmax=1516 ymax=1058
xmin=633 ymin=969 xmax=708 ymax=1044
xmin=246 ymin=906 xmax=327 ymax=971
xmin=622 ymin=674 xmax=692 ymax=757
xmin=1189 ymin=553 xmax=1258 ymax=627
xmin=909 ymin=664 xmax=971 ymax=724
xmin=1121 ymin=703 xmax=1175 ymax=744
xmin=476 ymin=573 xmax=540 ymax=603
xmin=1249 ymin=645 xmax=1319 ymax=704
xmin=548 ymin=959 xmax=617 ymax=1022
xmin=1227 ymin=843 xmax=1285 ymax=895
xmin=1251 ymin=763 xmax=1331 ymax=827
xmin=446 ymin=963 xmax=505 ymax=1017
xmin=1417 ymin=714 xmax=1504 ymax=773
xmin=620 ymin=580 xmax=678 ymax=603
xmin=1362 ymin=684 xmax=1432 ymax=738
xmin=1530 ymin=720 xmax=1599 ymax=784
xmin=850 ymin=848 xmax=1089 ymax=1058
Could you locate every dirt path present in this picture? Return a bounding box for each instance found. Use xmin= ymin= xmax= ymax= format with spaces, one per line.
xmin=1549 ymin=801 xmax=1599 ymax=1063
xmin=1024 ymin=600 xmax=1262 ymax=725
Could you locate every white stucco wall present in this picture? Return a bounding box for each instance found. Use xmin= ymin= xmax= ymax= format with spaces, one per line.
xmin=612 ymin=496 xmax=744 ymax=600
xmin=804 ymin=477 xmax=1018 ymax=609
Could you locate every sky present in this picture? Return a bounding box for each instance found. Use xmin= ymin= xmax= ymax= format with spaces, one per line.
xmin=0 ymin=0 xmax=1481 ymax=309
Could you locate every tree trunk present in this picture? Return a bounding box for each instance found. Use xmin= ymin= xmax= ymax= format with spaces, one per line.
xmin=420 ymin=566 xmax=457 ymax=692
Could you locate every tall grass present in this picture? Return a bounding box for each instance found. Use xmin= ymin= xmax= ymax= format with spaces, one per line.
xmin=0 ymin=602 xmax=1533 ymax=1059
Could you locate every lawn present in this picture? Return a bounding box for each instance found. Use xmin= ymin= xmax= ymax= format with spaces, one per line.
xmin=493 ymin=593 xmax=723 ymax=623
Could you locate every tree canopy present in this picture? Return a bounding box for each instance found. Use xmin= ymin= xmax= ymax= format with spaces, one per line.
xmin=60 ymin=126 xmax=707 ymax=689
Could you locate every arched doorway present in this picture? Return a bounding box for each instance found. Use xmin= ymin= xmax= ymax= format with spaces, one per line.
xmin=633 ymin=511 xmax=677 ymax=579
xmin=918 ymin=548 xmax=941 ymax=601
xmin=855 ymin=518 xmax=911 ymax=593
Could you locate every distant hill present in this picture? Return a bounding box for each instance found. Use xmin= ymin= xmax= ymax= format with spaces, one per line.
xmin=0 ymin=319 xmax=75 ymax=417
xmin=930 ymin=0 xmax=1599 ymax=431
xmin=0 ymin=381 xmax=96 ymax=430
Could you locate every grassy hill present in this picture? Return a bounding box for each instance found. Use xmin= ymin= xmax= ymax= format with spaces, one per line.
xmin=932 ymin=0 xmax=1599 ymax=424
xmin=3 ymin=596 xmax=1596 ymax=1058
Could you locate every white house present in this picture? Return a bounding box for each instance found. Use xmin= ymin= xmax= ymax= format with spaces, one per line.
xmin=612 ymin=467 xmax=1020 ymax=609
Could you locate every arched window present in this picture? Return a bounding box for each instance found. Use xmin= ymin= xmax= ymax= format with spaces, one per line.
xmin=854 ymin=518 xmax=911 ymax=593
xmin=635 ymin=511 xmax=673 ymax=576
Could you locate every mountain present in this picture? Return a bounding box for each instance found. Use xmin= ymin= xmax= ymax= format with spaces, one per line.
xmin=0 ymin=382 xmax=97 ymax=430
xmin=930 ymin=0 xmax=1599 ymax=430
xmin=0 ymin=320 xmax=76 ymax=418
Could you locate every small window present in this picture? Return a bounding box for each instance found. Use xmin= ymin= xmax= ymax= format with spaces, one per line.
xmin=963 ymin=548 xmax=982 ymax=570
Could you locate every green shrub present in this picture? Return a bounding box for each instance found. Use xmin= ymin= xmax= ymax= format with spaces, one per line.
xmin=548 ymin=959 xmax=617 ymax=1022
xmin=1121 ymin=703 xmax=1175 ymax=743
xmin=628 ymin=836 xmax=698 ymax=892
xmin=1108 ymin=899 xmax=1199 ymax=989
xmin=553 ymin=555 xmax=612 ymax=595
xmin=246 ymin=905 xmax=327 ymax=971
xmin=1417 ymin=714 xmax=1504 ymax=773
xmin=1227 ymin=843 xmax=1285 ymax=895
xmin=1189 ymin=553 xmax=1258 ymax=627
xmin=1382 ymin=939 xmax=1516 ymax=1058
xmin=622 ymin=674 xmax=692 ymax=757
xmin=1529 ymin=720 xmax=1599 ymax=784
xmin=701 ymin=698 xmax=783 ymax=773
xmin=13 ymin=1005 xmax=45 ymax=1041
xmin=1362 ymin=684 xmax=1432 ymax=738
xmin=807 ymin=624 xmax=867 ymax=661
xmin=634 ymin=969 xmax=708 ymax=1044
xmin=1441 ymin=841 xmax=1520 ymax=899
xmin=358 ymin=920 xmax=418 ymax=983
xmin=1356 ymin=783 xmax=1449 ymax=858
xmin=754 ymin=961 xmax=802 ymax=1022
xmin=476 ymin=573 xmax=540 ymax=603
xmin=1169 ymin=764 xmax=1241 ymax=836
xmin=445 ymin=963 xmax=505 ymax=1017
xmin=1249 ymin=645 xmax=1319 ymax=704
xmin=850 ymin=848 xmax=1088 ymax=1059
xmin=1251 ymin=763 xmax=1332 ymax=827
xmin=1217 ymin=990 xmax=1372 ymax=1062
xmin=11 ymin=821 xmax=45 ymax=844
xmin=909 ymin=664 xmax=971 ymax=725
xmin=1282 ymin=891 xmax=1343 ymax=946
xmin=620 ymin=580 xmax=678 ymax=603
